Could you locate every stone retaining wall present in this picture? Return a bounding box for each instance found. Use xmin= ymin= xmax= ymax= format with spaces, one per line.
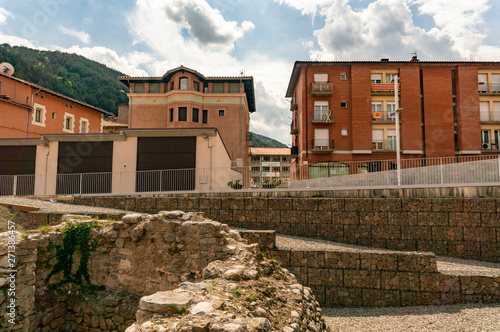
xmin=74 ymin=196 xmax=500 ymax=263
xmin=241 ymin=230 xmax=500 ymax=307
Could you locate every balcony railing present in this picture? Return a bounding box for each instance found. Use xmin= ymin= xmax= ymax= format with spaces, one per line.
xmin=372 ymin=139 xmax=397 ymax=151
xmin=311 ymin=110 xmax=333 ymax=123
xmin=290 ymin=122 xmax=298 ymax=135
xmin=311 ymin=139 xmax=334 ymax=152
xmin=371 ymin=83 xmax=400 ymax=94
xmin=290 ymin=99 xmax=298 ymax=111
xmin=311 ymin=82 xmax=334 ymax=95
xmin=482 ymin=142 xmax=500 ymax=151
xmin=372 ymin=111 xmax=396 ymax=122
xmin=478 ymin=83 xmax=500 ymax=94
xmin=480 ymin=111 xmax=500 ymax=122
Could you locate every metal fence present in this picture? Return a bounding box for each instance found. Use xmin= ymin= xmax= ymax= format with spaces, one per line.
xmin=1 ymin=155 xmax=500 ymax=196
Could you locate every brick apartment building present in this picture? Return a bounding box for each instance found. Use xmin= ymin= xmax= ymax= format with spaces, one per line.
xmin=0 ymin=72 xmax=111 ymax=139
xmin=117 ymin=66 xmax=255 ymax=166
xmin=286 ymin=58 xmax=500 ymax=176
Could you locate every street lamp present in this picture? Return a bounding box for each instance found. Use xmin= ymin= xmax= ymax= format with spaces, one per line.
xmin=393 ymin=75 xmax=403 ymax=185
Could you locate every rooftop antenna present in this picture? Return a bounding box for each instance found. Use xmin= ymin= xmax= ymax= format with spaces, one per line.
xmin=0 ymin=62 xmax=15 ymax=76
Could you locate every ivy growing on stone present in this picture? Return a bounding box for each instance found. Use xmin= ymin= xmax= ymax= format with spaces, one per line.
xmin=46 ymin=222 xmax=98 ymax=285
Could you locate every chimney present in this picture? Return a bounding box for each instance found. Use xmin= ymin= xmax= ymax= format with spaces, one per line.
xmin=381 ymin=58 xmax=389 ymax=62
xmin=411 ymin=54 xmax=419 ymax=62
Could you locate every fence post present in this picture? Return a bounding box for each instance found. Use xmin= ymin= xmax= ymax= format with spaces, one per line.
xmin=13 ymin=175 xmax=17 ymax=196
xmin=440 ymin=158 xmax=444 ymax=185
xmin=79 ymin=173 xmax=83 ymax=195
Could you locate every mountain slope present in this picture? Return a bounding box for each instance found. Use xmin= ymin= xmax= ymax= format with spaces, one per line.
xmin=251 ymin=132 xmax=288 ymax=148
xmin=0 ymin=44 xmax=128 ymax=114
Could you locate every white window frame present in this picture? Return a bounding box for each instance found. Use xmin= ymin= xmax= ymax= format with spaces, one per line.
xmin=63 ymin=112 xmax=75 ymax=133
xmin=480 ymin=101 xmax=490 ymax=122
xmin=314 ymin=128 xmax=329 ymax=149
xmin=372 ymin=129 xmax=384 ymax=150
xmin=31 ymin=103 xmax=47 ymax=127
xmin=314 ymin=101 xmax=329 ymax=120
xmin=340 ymin=72 xmax=347 ymax=80
xmin=80 ymin=117 xmax=89 ymax=133
xmin=387 ymin=102 xmax=396 ymax=121
xmin=371 ymin=74 xmax=382 ymax=84
xmin=385 ymin=74 xmax=396 ymax=84
xmin=372 ymin=102 xmax=383 ymax=120
xmin=387 ymin=129 xmax=397 ymax=150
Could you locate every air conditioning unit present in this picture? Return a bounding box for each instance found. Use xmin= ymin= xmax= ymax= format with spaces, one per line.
xmin=482 ymin=143 xmax=491 ymax=150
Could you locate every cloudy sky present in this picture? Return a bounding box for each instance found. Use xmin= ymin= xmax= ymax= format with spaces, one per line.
xmin=1 ymin=0 xmax=500 ymax=145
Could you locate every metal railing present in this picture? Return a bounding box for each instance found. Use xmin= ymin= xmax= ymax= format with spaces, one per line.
xmin=2 ymin=155 xmax=500 ymax=196
xmin=311 ymin=82 xmax=334 ymax=95
xmin=478 ymin=83 xmax=500 ymax=94
xmin=480 ymin=111 xmax=500 ymax=122
xmin=311 ymin=139 xmax=334 ymax=151
xmin=311 ymin=110 xmax=333 ymax=122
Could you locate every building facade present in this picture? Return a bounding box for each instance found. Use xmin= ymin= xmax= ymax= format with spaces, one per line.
xmin=117 ymin=66 xmax=255 ymax=166
xmin=286 ymin=59 xmax=500 ymax=177
xmin=249 ymin=147 xmax=291 ymax=188
xmin=0 ymin=73 xmax=111 ymax=138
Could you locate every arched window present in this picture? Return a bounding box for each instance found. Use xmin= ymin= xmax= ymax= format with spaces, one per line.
xmin=180 ymin=77 xmax=188 ymax=90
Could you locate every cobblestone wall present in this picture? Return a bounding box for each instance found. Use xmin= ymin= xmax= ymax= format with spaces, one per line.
xmin=74 ymin=196 xmax=500 ymax=263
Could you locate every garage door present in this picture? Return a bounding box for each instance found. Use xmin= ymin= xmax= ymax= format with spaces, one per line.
xmin=136 ymin=137 xmax=196 ymax=192
xmin=0 ymin=146 xmax=36 ymax=195
xmin=56 ymin=141 xmax=113 ymax=195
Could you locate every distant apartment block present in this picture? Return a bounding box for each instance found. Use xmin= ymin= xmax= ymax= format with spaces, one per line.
xmin=286 ymin=58 xmax=500 ymax=177
xmin=0 ymin=72 xmax=111 ymax=139
xmin=117 ymin=66 xmax=255 ymax=166
xmin=249 ymin=147 xmax=291 ymax=188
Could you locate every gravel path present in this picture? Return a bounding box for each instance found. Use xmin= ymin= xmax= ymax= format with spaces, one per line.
xmin=322 ymin=304 xmax=500 ymax=332
xmin=0 ymin=196 xmax=130 ymax=214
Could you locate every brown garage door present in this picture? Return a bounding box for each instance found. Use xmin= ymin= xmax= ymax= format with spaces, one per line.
xmin=0 ymin=146 xmax=36 ymax=195
xmin=56 ymin=141 xmax=113 ymax=195
xmin=136 ymin=137 xmax=196 ymax=192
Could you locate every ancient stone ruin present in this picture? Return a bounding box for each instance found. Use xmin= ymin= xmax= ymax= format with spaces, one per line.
xmin=0 ymin=211 xmax=329 ymax=332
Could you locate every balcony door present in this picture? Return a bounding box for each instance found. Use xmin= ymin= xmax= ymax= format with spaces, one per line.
xmin=478 ymin=74 xmax=488 ymax=93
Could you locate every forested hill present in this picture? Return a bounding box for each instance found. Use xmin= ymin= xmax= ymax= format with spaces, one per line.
xmin=251 ymin=132 xmax=288 ymax=148
xmin=0 ymin=44 xmax=128 ymax=114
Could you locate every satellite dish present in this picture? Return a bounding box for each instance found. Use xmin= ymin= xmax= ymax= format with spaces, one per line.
xmin=0 ymin=62 xmax=14 ymax=76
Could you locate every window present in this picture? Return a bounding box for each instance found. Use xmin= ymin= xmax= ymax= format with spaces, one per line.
xmin=212 ymin=82 xmax=224 ymax=93
xmin=202 ymin=110 xmax=208 ymax=124
xmin=495 ymin=130 xmax=500 ymax=150
xmin=228 ymin=82 xmax=239 ymax=93
xmin=193 ymin=81 xmax=199 ymax=91
xmin=251 ymin=156 xmax=260 ymax=162
xmin=340 ymin=73 xmax=347 ymax=80
xmin=272 ymin=156 xmax=280 ymax=162
xmin=385 ymin=74 xmax=396 ymax=83
xmin=218 ymin=110 xmax=224 ymax=116
xmin=262 ymin=166 xmax=270 ymax=172
xmin=480 ymin=102 xmax=490 ymax=121
xmin=63 ymin=113 xmax=75 ymax=133
xmin=340 ymin=100 xmax=347 ymax=108
xmin=178 ymin=107 xmax=187 ymax=121
xmin=32 ymin=103 xmax=46 ymax=127
xmin=35 ymin=109 xmax=42 ymax=123
xmin=494 ymin=102 xmax=500 ymax=121
xmin=314 ymin=73 xmax=328 ymax=82
xmin=372 ymin=102 xmax=382 ymax=120
xmin=134 ymin=83 xmax=145 ymax=93
xmin=387 ymin=129 xmax=397 ymax=150
xmin=251 ymin=166 xmax=260 ymax=172
xmin=313 ymin=101 xmax=329 ymax=121
xmin=482 ymin=130 xmax=491 ymax=144
xmin=387 ymin=103 xmax=396 ymax=120
xmin=282 ymin=166 xmax=290 ymax=173
xmin=371 ymin=74 xmax=382 ymax=84
xmin=169 ymin=108 xmax=174 ymax=122
xmin=282 ymin=156 xmax=291 ymax=162
xmin=203 ymin=84 xmax=208 ymax=93
xmin=262 ymin=156 xmax=271 ymax=162
xmin=192 ymin=108 xmax=199 ymax=122
xmin=52 ymin=112 xmax=56 ymax=119
xmin=180 ymin=78 xmax=188 ymax=90
xmin=372 ymin=129 xmax=384 ymax=150
xmin=314 ymin=128 xmax=329 ymax=149
xmin=80 ymin=117 xmax=89 ymax=133
xmin=493 ymin=74 xmax=500 ymax=93
xmin=149 ymin=83 xmax=161 ymax=93
xmin=341 ymin=128 xmax=348 ymax=136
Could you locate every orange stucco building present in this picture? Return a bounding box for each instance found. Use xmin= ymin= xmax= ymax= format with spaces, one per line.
xmin=286 ymin=58 xmax=500 ymax=176
xmin=0 ymin=73 xmax=111 ymax=138
xmin=117 ymin=66 xmax=255 ymax=166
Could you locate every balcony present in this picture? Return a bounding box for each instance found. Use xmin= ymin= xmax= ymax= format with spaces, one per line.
xmin=311 ymin=139 xmax=334 ymax=153
xmin=372 ymin=111 xmax=396 ymax=122
xmin=246 ymin=132 xmax=252 ymax=141
xmin=291 ymin=146 xmax=298 ymax=158
xmin=290 ymin=99 xmax=298 ymax=111
xmin=478 ymin=83 xmax=500 ymax=94
xmin=311 ymin=110 xmax=333 ymax=123
xmin=372 ymin=139 xmax=397 ymax=152
xmin=290 ymin=122 xmax=298 ymax=135
xmin=371 ymin=83 xmax=400 ymax=95
xmin=311 ymin=82 xmax=334 ymax=95
xmin=482 ymin=142 xmax=500 ymax=151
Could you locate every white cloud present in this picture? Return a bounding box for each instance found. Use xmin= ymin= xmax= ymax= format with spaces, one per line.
xmin=276 ymin=0 xmax=500 ymax=61
xmin=0 ymin=8 xmax=13 ymax=25
xmin=58 ymin=45 xmax=149 ymax=76
xmin=58 ymin=25 xmax=91 ymax=44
